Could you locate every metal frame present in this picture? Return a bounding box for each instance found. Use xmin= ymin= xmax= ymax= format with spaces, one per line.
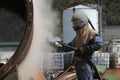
xmin=0 ymin=0 xmax=33 ymax=79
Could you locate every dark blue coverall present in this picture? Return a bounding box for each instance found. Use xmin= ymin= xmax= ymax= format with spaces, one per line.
xmin=63 ymin=34 xmax=102 ymax=80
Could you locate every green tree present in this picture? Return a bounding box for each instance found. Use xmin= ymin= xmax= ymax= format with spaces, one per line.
xmin=102 ymin=0 xmax=120 ymax=25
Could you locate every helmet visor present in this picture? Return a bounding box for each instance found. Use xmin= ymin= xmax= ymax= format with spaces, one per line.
xmin=72 ymin=19 xmax=80 ymax=27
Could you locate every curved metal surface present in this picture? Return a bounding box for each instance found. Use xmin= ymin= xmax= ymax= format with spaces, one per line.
xmin=55 ymin=72 xmax=77 ymax=80
xmin=0 ymin=0 xmax=33 ymax=79
xmin=63 ymin=73 xmax=76 ymax=80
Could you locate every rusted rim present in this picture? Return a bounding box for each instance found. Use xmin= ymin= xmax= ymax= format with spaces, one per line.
xmin=0 ymin=0 xmax=33 ymax=79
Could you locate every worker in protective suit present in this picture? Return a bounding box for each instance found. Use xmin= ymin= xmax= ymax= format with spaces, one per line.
xmin=62 ymin=11 xmax=102 ymax=80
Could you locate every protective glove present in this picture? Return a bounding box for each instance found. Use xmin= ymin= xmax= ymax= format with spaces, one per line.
xmin=72 ymin=57 xmax=83 ymax=64
xmin=74 ymin=47 xmax=85 ymax=56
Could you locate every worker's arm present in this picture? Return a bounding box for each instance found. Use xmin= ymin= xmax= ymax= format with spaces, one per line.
xmin=86 ymin=35 xmax=102 ymax=51
xmin=78 ymin=35 xmax=102 ymax=54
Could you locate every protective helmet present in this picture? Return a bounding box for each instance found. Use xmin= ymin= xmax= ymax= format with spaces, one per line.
xmin=71 ymin=11 xmax=88 ymax=31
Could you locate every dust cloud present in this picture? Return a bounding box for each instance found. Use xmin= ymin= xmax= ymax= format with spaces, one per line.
xmin=18 ymin=0 xmax=59 ymax=80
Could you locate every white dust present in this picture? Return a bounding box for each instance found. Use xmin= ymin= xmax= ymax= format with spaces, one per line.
xmin=18 ymin=0 xmax=59 ymax=80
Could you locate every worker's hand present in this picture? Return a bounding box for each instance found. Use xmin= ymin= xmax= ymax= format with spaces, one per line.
xmin=72 ymin=57 xmax=83 ymax=64
xmin=79 ymin=47 xmax=84 ymax=53
xmin=75 ymin=47 xmax=84 ymax=55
